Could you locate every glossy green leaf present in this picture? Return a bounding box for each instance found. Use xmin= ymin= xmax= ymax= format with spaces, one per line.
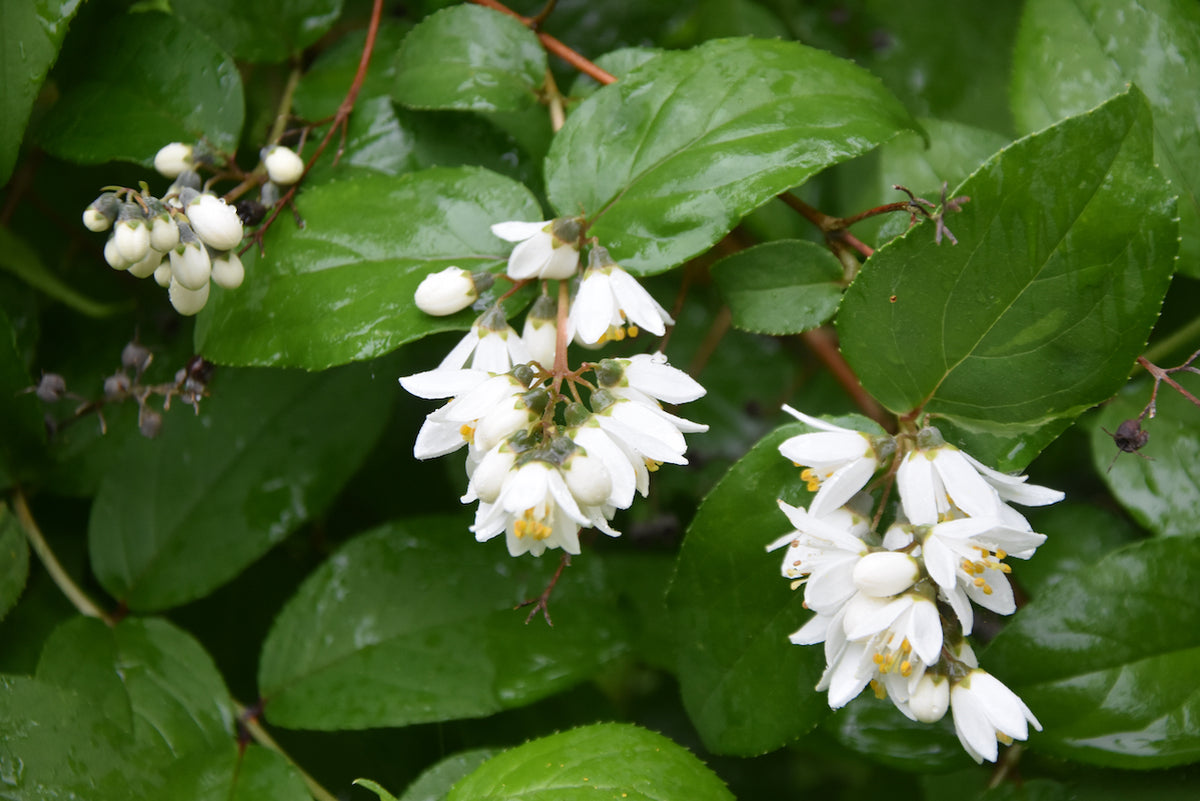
xmin=710 ymin=240 xmax=844 ymax=335
xmin=1017 ymin=503 xmax=1138 ymax=596
xmin=669 ymin=422 xmax=833 ymax=756
xmin=0 ymin=675 xmax=146 ymax=800
xmin=293 ymin=23 xmax=407 ymax=120
xmin=545 ymin=38 xmax=918 ymax=275
xmin=0 ymin=0 xmax=82 ymax=184
xmin=162 ymin=744 xmax=311 ymax=801
xmin=1091 ymin=381 xmax=1200 ymax=537
xmin=986 ymin=537 xmax=1200 ymax=767
xmin=358 ymin=778 xmax=400 ymax=801
xmin=445 ymin=723 xmax=734 ymax=801
xmin=173 ymin=0 xmax=342 ymax=63
xmin=88 ymin=363 xmax=391 ymax=610
xmin=36 ymin=617 xmax=234 ymax=755
xmin=393 ymin=5 xmax=546 ymax=112
xmin=258 ymin=517 xmax=630 ymax=729
xmin=37 ymin=12 xmax=244 ymax=165
xmin=0 ymin=227 xmax=127 ymax=317
xmin=395 ymin=749 xmax=496 ymax=801
xmin=196 ymin=168 xmax=541 ymax=369
xmin=839 ymin=88 xmax=1177 ymax=471
xmin=0 ymin=506 xmax=29 ymax=623
xmin=0 ymin=306 xmax=45 ymax=489
xmin=1012 ymin=0 xmax=1200 ymax=276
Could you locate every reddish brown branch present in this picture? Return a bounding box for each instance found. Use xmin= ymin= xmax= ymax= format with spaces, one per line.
xmin=801 ymin=327 xmax=892 ymax=432
xmin=470 ymin=0 xmax=617 ymax=85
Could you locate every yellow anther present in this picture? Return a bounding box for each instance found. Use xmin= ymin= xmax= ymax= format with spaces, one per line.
xmin=998 ymin=733 xmax=1013 ymax=746
xmin=873 ymin=653 xmax=885 ymax=665
xmin=973 ymin=577 xmax=986 ymax=587
xmin=870 ymin=679 xmax=886 ymax=699
xmin=901 ymin=638 xmax=911 ymax=653
xmin=459 ymin=423 xmax=475 ymax=441
xmin=627 ymin=325 xmax=639 ymax=338
xmin=996 ymin=549 xmax=1007 ymax=559
xmin=1000 ymin=564 xmax=1012 ymax=574
xmin=900 ymin=660 xmax=912 ymax=677
xmin=645 ymin=459 xmax=661 ymax=472
xmin=982 ymin=584 xmax=993 ymax=595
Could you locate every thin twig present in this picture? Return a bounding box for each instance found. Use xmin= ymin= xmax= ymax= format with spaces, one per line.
xmin=800 ymin=327 xmax=892 ymax=432
xmin=237 ymin=702 xmax=339 ymax=801
xmin=12 ymin=490 xmax=114 ymax=625
xmin=469 ymin=0 xmax=617 ymax=85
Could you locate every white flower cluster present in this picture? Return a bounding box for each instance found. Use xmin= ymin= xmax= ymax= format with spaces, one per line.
xmin=768 ymin=406 xmax=1063 ymax=763
xmin=401 ymin=216 xmax=703 ymax=557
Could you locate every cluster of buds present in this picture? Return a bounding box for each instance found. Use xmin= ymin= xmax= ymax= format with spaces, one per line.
xmin=402 ymin=217 xmax=704 ymax=559
xmin=768 ymin=406 xmax=1063 ymax=763
xmin=81 ymin=140 xmax=305 ymax=316
xmin=28 ymin=339 xmax=215 ymax=439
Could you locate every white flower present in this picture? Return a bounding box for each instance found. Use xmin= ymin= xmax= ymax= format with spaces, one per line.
xmin=569 ymin=418 xmax=639 ymax=509
xmin=591 ymin=390 xmax=706 ymax=471
xmin=263 ymin=145 xmax=305 ymax=185
xmin=766 ymin=502 xmax=871 ymax=615
xmin=907 ymin=673 xmax=950 ymax=723
xmin=128 ymin=249 xmax=163 ymax=279
xmin=405 ymin=372 xmax=530 ymax=460
xmin=399 ymin=308 xmax=531 ymax=406
xmin=852 ymin=551 xmax=921 ymax=598
xmin=168 ymin=277 xmax=210 ymax=316
xmin=950 ymin=669 xmax=1041 ymax=763
xmin=521 ymin=294 xmax=558 ymax=369
xmin=491 ymin=217 xmax=581 ymax=280
xmin=169 ymin=226 xmax=212 ymax=291
xmin=778 ymin=405 xmax=894 ymax=518
xmin=185 ymin=193 xmax=244 ymax=251
xmin=150 ymin=214 xmax=180 ymax=253
xmin=568 ymin=246 xmax=673 ymax=344
xmin=921 ymin=516 xmax=1046 ymax=633
xmin=471 ymin=460 xmax=589 ymax=557
xmin=114 ymin=205 xmax=151 ymax=263
xmin=414 ymin=266 xmax=478 ymax=316
xmin=103 ymin=237 xmax=129 ymax=271
xmin=211 ymin=251 xmax=245 ymax=289
xmin=596 ymin=352 xmax=705 ymax=406
xmin=154 ymin=142 xmax=194 ymax=178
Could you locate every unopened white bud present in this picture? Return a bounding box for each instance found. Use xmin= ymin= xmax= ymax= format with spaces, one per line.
xmin=263 ymin=145 xmax=305 ymax=185
xmin=211 ymin=251 xmax=245 ymax=289
xmin=154 ymin=142 xmax=194 ymax=178
xmin=153 ymin=263 xmax=173 ymax=287
xmin=564 ymin=450 xmax=612 ymax=506
xmin=128 ymin=249 xmax=163 ymax=279
xmin=114 ymin=213 xmax=151 ymax=264
xmin=169 ymin=240 xmax=212 ymax=291
xmin=414 ymin=266 xmax=478 ymax=316
xmin=475 ymin=402 xmax=533 ymax=453
xmin=168 ymin=278 xmax=210 ymax=316
xmin=185 ymin=194 xmax=243 ymax=251
xmin=103 ymin=236 xmax=130 ymax=270
xmin=150 ymin=215 xmax=180 ymax=252
xmin=909 ymin=674 xmax=950 ymax=723
xmin=852 ymin=551 xmax=921 ymax=597
xmin=83 ymin=193 xmax=120 ymax=232
xmin=470 ymin=447 xmax=517 ymax=504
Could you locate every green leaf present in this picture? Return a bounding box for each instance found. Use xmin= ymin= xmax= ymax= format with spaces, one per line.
xmin=1091 ymin=381 xmax=1200 ymax=537
xmin=0 ymin=506 xmax=29 ymax=623
xmin=394 ymin=749 xmax=496 ymax=801
xmin=162 ymin=744 xmax=312 ymax=801
xmin=710 ymin=240 xmax=844 ymax=335
xmin=986 ymin=537 xmax=1200 ymax=768
xmin=1012 ymin=0 xmax=1200 ymax=277
xmin=0 ymin=227 xmax=127 ymax=317
xmin=445 ymin=723 xmax=734 ymax=801
xmin=88 ymin=363 xmax=391 ymax=610
xmin=0 ymin=674 xmax=146 ymax=799
xmin=358 ymin=778 xmax=400 ymax=801
xmin=173 ymin=0 xmax=342 ymax=63
xmin=36 ymin=617 xmax=234 ymax=755
xmin=669 ymin=422 xmax=835 ymax=756
xmin=293 ymin=23 xmax=407 ymax=120
xmin=839 ymin=88 xmax=1177 ymax=471
xmin=0 ymin=306 xmax=45 ymax=488
xmin=258 ymin=517 xmax=630 ymax=729
xmin=545 ymin=38 xmax=918 ymax=275
xmin=37 ymin=12 xmax=244 ymax=165
xmin=393 ymin=5 xmax=546 ymax=112
xmin=0 ymin=0 xmax=82 ymax=185
xmin=196 ymin=168 xmax=542 ymax=369
xmin=1017 ymin=502 xmax=1138 ymax=596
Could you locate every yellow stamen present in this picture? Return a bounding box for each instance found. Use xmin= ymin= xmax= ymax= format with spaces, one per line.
xmin=627 ymin=325 xmax=639 ymax=338
xmin=459 ymin=423 xmax=475 ymax=441
xmin=900 ymin=660 xmax=912 ymax=677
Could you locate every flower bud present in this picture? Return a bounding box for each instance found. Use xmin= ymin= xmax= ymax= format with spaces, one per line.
xmin=909 ymin=674 xmax=950 ymax=723
xmin=522 ymin=294 xmax=557 ymax=368
xmin=169 ymin=225 xmax=212 ymax=291
xmin=35 ymin=373 xmax=67 ymax=403
xmin=128 ymin=249 xmax=163 ymax=279
xmin=211 ymin=251 xmax=245 ymax=289
xmin=122 ymin=342 xmax=153 ymax=373
xmin=104 ymin=237 xmax=130 ymax=271
xmin=414 ymin=266 xmax=477 ymax=316
xmin=263 ymin=145 xmax=305 ymax=185
xmin=114 ymin=204 xmax=151 ymax=263
xmin=564 ymin=449 xmax=612 ymax=506
xmin=154 ymin=142 xmax=194 ymax=178
xmin=83 ymin=193 xmax=120 ymax=232
xmin=167 ymin=169 xmax=202 ymax=197
xmin=185 ymin=193 xmax=243 ymax=251
xmin=852 ymin=551 xmax=921 ymax=597
xmin=153 ymin=263 xmax=173 ymax=287
xmin=139 ymin=408 xmax=163 ymax=439
xmin=104 ymin=372 xmax=131 ymax=400
xmin=168 ymin=277 xmax=210 ymax=316
xmin=150 ymin=214 xmax=180 ymax=253
xmin=475 ymin=401 xmax=535 ymax=453
xmin=260 ymin=181 xmax=281 ymax=208
xmin=470 ymin=446 xmax=517 ymax=503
